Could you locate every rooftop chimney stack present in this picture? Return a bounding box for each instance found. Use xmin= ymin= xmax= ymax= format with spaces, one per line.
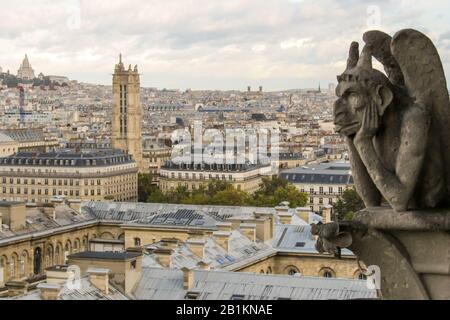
xmin=322 ymin=205 xmax=333 ymax=224
xmin=0 ymin=202 xmax=26 ymax=231
xmin=253 ymin=211 xmax=275 ymax=240
xmin=197 ymin=261 xmax=210 ymax=271
xmin=216 ymin=222 xmax=232 ymax=232
xmin=240 ymin=223 xmax=256 ymax=242
xmin=68 ymin=199 xmax=82 ymax=214
xmin=154 ymin=248 xmax=173 ymax=268
xmin=275 ymin=205 xmax=292 ymax=224
xmin=213 ymin=231 xmax=231 ymax=252
xmin=296 ymin=207 xmax=312 ymax=224
xmin=186 ymin=238 xmax=206 ymax=259
xmin=182 ymin=267 xmax=194 ymax=290
xmin=37 ymin=283 xmax=61 ymax=300
xmin=87 ymin=268 xmax=110 ymax=295
xmin=160 ymin=238 xmax=179 ymax=250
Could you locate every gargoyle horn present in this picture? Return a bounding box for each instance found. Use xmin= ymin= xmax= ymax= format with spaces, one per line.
xmin=346 ymin=42 xmax=359 ymax=70
xmin=357 ymin=45 xmax=373 ymax=70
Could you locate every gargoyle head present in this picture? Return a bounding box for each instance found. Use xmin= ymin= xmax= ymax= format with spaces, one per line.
xmin=334 ymin=42 xmax=394 ymax=137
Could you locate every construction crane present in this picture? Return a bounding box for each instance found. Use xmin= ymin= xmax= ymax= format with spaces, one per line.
xmin=18 ymin=85 xmax=25 ymax=126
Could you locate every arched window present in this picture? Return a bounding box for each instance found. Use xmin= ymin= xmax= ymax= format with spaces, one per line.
xmin=74 ymin=238 xmax=81 ymax=253
xmin=9 ymin=260 xmax=15 ymax=279
xmin=100 ymin=232 xmax=115 ymax=240
xmin=266 ymin=267 xmax=272 ymax=274
xmin=288 ymin=269 xmax=297 ymax=276
xmin=33 ymin=247 xmax=42 ymax=275
xmin=20 ymin=251 xmax=28 ymax=277
xmin=354 ymin=271 xmax=367 ymax=280
xmin=82 ymin=236 xmax=89 ymax=251
xmin=284 ymin=266 xmax=300 ymax=276
xmin=45 ymin=245 xmax=54 ymax=268
xmin=0 ymin=256 xmax=8 ymax=283
xmin=55 ymin=245 xmax=61 ymax=265
xmin=64 ymin=240 xmax=72 ymax=264
xmin=319 ymin=267 xmax=336 ymax=278
xmin=134 ymin=237 xmax=141 ymax=247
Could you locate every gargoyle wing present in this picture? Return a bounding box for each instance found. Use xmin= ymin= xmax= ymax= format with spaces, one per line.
xmin=391 ymin=29 xmax=450 ymax=199
xmin=363 ymin=30 xmax=404 ymax=87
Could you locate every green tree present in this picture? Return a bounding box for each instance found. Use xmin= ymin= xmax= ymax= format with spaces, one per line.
xmin=211 ymin=186 xmax=251 ymax=206
xmin=252 ymin=176 xmax=308 ymax=208
xmin=205 ymin=180 xmax=230 ymax=198
xmin=138 ymin=173 xmax=156 ymax=202
xmin=147 ymin=188 xmax=168 ymax=203
xmin=333 ymin=188 xmax=365 ymax=220
xmin=168 ymin=185 xmax=190 ymax=203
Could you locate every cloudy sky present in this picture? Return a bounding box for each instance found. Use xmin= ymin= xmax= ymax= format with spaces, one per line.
xmin=0 ymin=0 xmax=449 ymax=90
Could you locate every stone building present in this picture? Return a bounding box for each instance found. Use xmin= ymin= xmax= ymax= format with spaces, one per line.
xmin=0 ymin=133 xmax=19 ymax=158
xmin=0 ymin=149 xmax=138 ymax=203
xmin=111 ymin=55 xmax=143 ymax=171
xmin=280 ymin=162 xmax=354 ymax=212
xmin=159 ymin=161 xmax=272 ymax=194
xmin=0 ymin=201 xmax=365 ymax=296
xmin=0 ymin=129 xmax=59 ymax=153
xmin=17 ymin=55 xmax=35 ymax=80
xmin=141 ymin=143 xmax=172 ymax=181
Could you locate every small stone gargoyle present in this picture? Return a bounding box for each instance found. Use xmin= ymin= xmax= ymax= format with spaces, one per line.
xmin=311 ymin=222 xmax=352 ymax=257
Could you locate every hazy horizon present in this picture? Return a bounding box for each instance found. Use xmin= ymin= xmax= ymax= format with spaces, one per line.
xmin=1 ymin=0 xmax=449 ymax=91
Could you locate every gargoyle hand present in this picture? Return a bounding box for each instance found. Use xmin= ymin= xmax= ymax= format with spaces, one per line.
xmin=355 ymin=103 xmax=379 ymax=142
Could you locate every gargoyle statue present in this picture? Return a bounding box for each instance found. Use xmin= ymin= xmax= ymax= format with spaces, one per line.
xmin=334 ymin=29 xmax=450 ymax=212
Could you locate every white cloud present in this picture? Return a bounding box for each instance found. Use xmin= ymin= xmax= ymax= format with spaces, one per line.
xmin=280 ymin=38 xmax=314 ymax=49
xmin=0 ymin=0 xmax=448 ymax=90
xmin=251 ymin=44 xmax=267 ymax=53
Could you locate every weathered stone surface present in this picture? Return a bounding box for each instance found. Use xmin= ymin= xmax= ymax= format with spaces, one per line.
xmin=320 ymin=29 xmax=450 ymax=299
xmin=334 ymin=29 xmax=450 ymax=212
xmin=312 ymin=208 xmax=450 ymax=299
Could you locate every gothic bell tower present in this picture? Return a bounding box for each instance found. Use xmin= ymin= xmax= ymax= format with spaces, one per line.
xmin=112 ymin=54 xmax=143 ymax=169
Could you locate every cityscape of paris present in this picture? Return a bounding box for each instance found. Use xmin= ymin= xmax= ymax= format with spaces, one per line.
xmin=0 ymin=0 xmax=449 ymax=311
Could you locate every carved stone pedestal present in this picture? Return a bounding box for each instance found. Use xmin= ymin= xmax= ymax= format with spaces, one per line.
xmin=344 ymin=207 xmax=450 ymax=300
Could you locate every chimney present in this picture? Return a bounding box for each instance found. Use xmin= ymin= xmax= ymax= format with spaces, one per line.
xmin=160 ymin=238 xmax=179 ymax=250
xmin=247 ymin=86 xmax=251 ymax=92
xmin=240 ymin=223 xmax=256 ymax=242
xmin=275 ymin=205 xmax=292 ymax=224
xmin=216 ymin=222 xmax=232 ymax=232
xmin=68 ymin=199 xmax=81 ymax=214
xmin=6 ymin=280 xmax=29 ymax=297
xmin=87 ymin=268 xmax=110 ymax=295
xmin=37 ymin=283 xmax=61 ymax=300
xmin=0 ymin=202 xmax=26 ymax=231
xmin=296 ymin=207 xmax=312 ymax=224
xmin=197 ymin=261 xmax=210 ymax=271
xmin=45 ymin=265 xmax=70 ymax=284
xmin=254 ymin=211 xmax=275 ymax=239
xmin=186 ymin=238 xmax=206 ymax=259
xmin=213 ymin=231 xmax=231 ymax=252
xmin=154 ymin=248 xmax=173 ymax=268
xmin=182 ymin=267 xmax=194 ymax=290
xmin=322 ymin=205 xmax=333 ymax=224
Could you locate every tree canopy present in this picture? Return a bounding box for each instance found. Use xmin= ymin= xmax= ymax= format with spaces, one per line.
xmin=138 ymin=174 xmax=308 ymax=208
xmin=333 ymin=188 xmax=365 ymax=220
